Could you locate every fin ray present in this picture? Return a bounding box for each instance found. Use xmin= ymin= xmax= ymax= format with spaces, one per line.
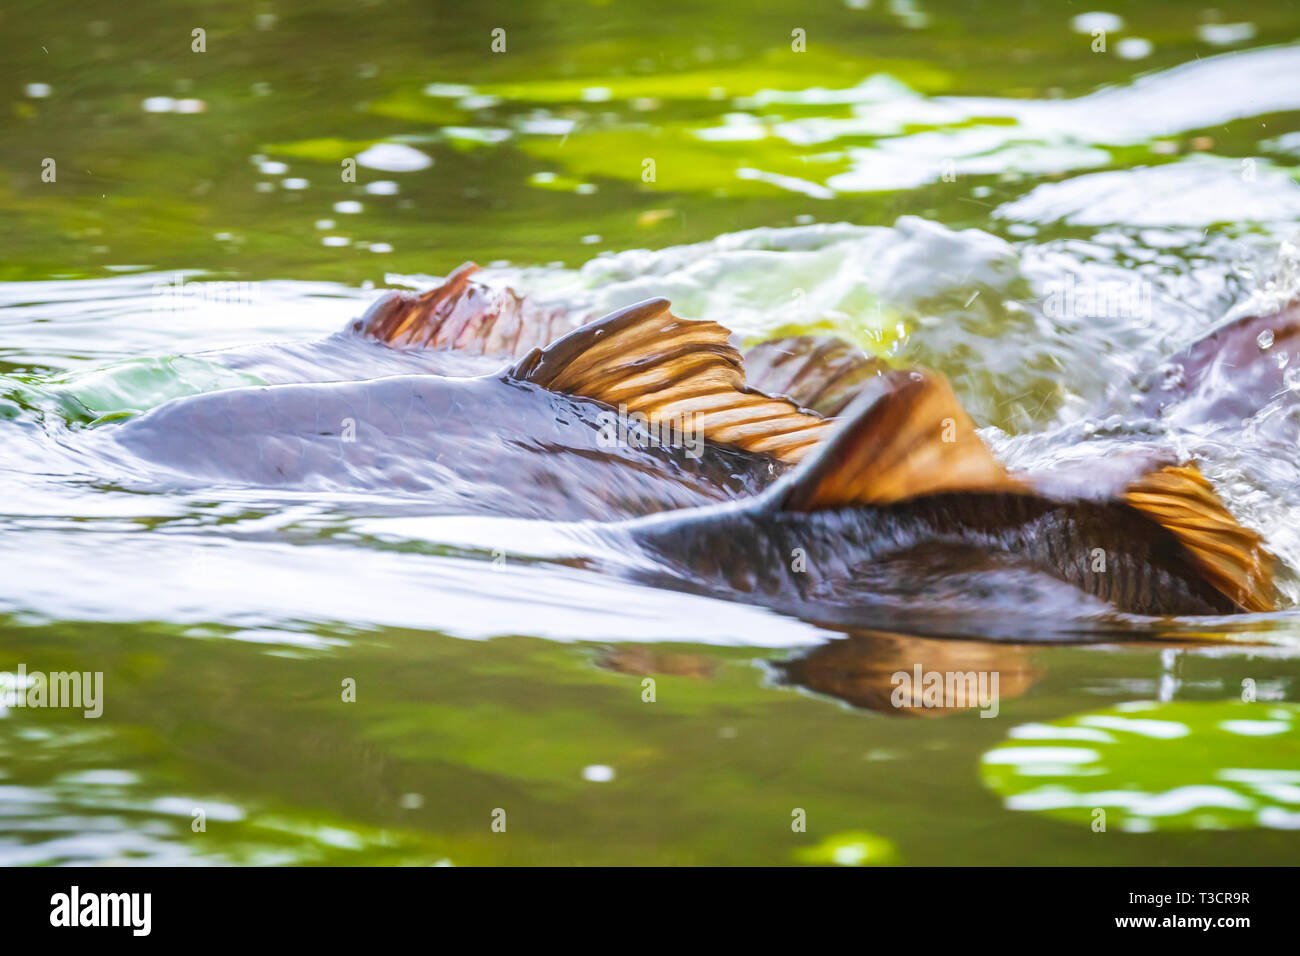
xmin=509 ymin=299 xmax=832 ymax=462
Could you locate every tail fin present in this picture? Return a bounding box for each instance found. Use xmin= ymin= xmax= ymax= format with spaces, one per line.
xmin=509 ymin=299 xmax=833 ymax=462
xmin=1123 ymin=465 xmax=1276 ymax=612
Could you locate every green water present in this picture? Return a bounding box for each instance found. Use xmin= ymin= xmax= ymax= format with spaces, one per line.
xmin=3 ymin=0 xmax=1300 ymax=865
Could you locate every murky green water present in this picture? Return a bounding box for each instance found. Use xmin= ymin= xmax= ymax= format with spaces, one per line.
xmin=3 ymin=1 xmax=1300 ymax=864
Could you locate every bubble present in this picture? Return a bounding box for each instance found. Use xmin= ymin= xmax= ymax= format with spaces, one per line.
xmin=314 ymin=219 xmax=335 ymax=230
xmin=369 ymin=242 xmax=394 ymax=254
xmin=333 ymin=200 xmax=363 ymax=214
xmin=364 ymin=180 xmax=399 ymax=196
xmin=175 ymin=98 xmax=207 ymax=114
xmin=24 ymin=83 xmax=52 ymax=98
xmin=1257 ymin=329 xmax=1275 ymax=350
xmin=257 ymin=160 xmax=288 ymax=175
xmin=321 ymin=236 xmax=349 ymax=247
xmin=399 ymin=792 xmax=423 ymax=809
xmin=581 ymin=234 xmax=601 ymax=244
xmin=142 ymin=96 xmax=176 ymax=113
xmin=281 ymin=178 xmax=310 ymax=190
xmin=582 ymin=765 xmax=615 ymax=782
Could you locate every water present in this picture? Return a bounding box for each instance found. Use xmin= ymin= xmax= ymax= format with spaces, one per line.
xmin=2 ymin=1 xmax=1300 ymax=865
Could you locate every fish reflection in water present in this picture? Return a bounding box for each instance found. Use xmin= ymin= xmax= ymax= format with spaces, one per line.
xmin=60 ymin=261 xmax=1300 ymax=636
xmin=773 ymin=630 xmax=1041 ymax=717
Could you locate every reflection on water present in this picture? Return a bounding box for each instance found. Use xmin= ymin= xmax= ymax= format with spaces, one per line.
xmin=2 ymin=0 xmax=1300 ymax=864
xmin=982 ymin=701 xmax=1300 ymax=832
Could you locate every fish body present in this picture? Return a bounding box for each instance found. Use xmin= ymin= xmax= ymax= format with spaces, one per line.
xmin=88 ymin=371 xmax=784 ymax=521
xmin=606 ymin=488 xmax=1236 ymax=623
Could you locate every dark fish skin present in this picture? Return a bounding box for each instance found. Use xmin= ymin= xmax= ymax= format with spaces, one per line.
xmin=1134 ymin=301 xmax=1300 ymax=429
xmin=82 ymin=372 xmax=786 ymax=521
xmin=599 ymin=490 xmax=1236 ymax=622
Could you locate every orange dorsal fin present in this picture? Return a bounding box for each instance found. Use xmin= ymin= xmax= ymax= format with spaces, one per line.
xmin=509 ymin=299 xmax=832 ymax=463
xmin=742 ymin=334 xmax=888 ymax=417
xmin=770 ymin=368 xmax=1023 ymax=510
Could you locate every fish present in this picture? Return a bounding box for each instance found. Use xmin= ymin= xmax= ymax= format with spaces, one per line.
xmin=79 ymin=264 xmax=1283 ymax=627
xmin=406 ymin=288 xmax=1280 ymax=625
xmin=83 ymin=271 xmax=844 ymax=521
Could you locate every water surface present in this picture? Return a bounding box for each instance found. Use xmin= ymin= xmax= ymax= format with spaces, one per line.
xmin=2 ymin=0 xmax=1299 ymax=865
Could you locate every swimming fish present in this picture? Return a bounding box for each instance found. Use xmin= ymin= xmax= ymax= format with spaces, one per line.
xmin=84 ymin=264 xmax=1282 ymax=624
xmin=473 ymin=302 xmax=1276 ymax=623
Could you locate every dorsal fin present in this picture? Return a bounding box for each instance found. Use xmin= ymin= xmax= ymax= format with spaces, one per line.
xmin=742 ymin=334 xmax=888 ymax=417
xmin=355 ymin=263 xmax=579 ymax=356
xmin=769 ymin=368 xmax=1024 ymax=510
xmin=508 ymin=299 xmax=833 ymax=463
xmin=1123 ymin=465 xmax=1276 ymax=612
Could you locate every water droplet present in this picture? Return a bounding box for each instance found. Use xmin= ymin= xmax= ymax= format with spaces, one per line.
xmin=1258 ymin=329 xmax=1275 ymax=350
